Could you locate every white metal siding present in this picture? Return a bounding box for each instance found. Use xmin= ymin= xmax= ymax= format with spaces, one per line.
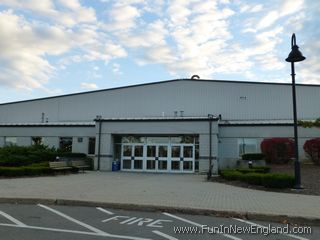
xmin=0 ymin=80 xmax=319 ymax=123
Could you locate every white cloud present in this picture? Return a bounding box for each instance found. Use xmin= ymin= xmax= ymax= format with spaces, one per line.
xmin=104 ymin=3 xmax=141 ymax=32
xmin=256 ymin=0 xmax=305 ymax=30
xmin=118 ymin=20 xmax=168 ymax=48
xmin=254 ymin=55 xmax=285 ymax=70
xmin=253 ymin=27 xmax=284 ymax=54
xmin=112 ymin=63 xmax=123 ymax=75
xmin=0 ymin=0 xmax=318 ymax=92
xmin=81 ymin=82 xmax=98 ymax=90
xmin=256 ymin=10 xmax=279 ymax=29
xmin=281 ymin=0 xmax=304 ymax=16
xmin=167 ymin=1 xmax=191 ymax=26
xmin=0 ymin=0 xmax=97 ymax=27
xmin=299 ymin=40 xmax=320 ymax=84
xmin=240 ymin=3 xmax=263 ymax=13
xmin=0 ymin=4 xmax=126 ymax=90
xmin=0 ymin=10 xmax=59 ymax=89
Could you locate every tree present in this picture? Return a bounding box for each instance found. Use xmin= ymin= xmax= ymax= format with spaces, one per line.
xmin=303 ymin=138 xmax=320 ymax=165
xmin=261 ymin=138 xmax=294 ymax=164
xmin=298 ymin=118 xmax=320 ymax=128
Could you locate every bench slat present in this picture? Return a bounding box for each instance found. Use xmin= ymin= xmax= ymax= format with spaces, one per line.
xmin=49 ymin=161 xmax=72 ymax=170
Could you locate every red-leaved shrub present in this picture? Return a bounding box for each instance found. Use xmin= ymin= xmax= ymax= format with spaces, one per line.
xmin=260 ymin=138 xmax=294 ymax=164
xmin=303 ymin=138 xmax=320 ymax=165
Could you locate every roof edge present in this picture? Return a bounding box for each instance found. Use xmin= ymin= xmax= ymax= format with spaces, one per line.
xmin=95 ymin=116 xmax=219 ymax=122
xmin=1 ymin=78 xmax=320 ymax=106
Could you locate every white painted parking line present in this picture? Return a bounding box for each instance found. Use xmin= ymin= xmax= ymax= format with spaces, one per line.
xmin=0 ymin=211 xmax=26 ymax=227
xmin=233 ymin=218 xmax=310 ymax=240
xmin=97 ymin=207 xmax=114 ymax=215
xmin=37 ymin=204 xmax=151 ymax=240
xmin=0 ymin=222 xmax=109 ymax=237
xmin=38 ymin=204 xmax=106 ymax=235
xmin=153 ymin=230 xmax=179 ymax=240
xmin=102 ymin=215 xmax=172 ymax=228
xmin=163 ymin=213 xmax=243 ymax=240
xmin=0 ymin=222 xmax=151 ymax=240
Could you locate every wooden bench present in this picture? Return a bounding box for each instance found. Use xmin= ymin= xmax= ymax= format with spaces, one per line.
xmin=71 ymin=160 xmax=90 ymax=172
xmin=49 ymin=161 xmax=72 ymax=173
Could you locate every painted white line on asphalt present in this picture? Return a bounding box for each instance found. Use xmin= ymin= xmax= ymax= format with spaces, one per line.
xmin=0 ymin=223 xmax=106 ymax=236
xmin=233 ymin=218 xmax=310 ymax=240
xmin=153 ymin=230 xmax=179 ymax=240
xmin=96 ymin=207 xmax=114 ymax=215
xmin=0 ymin=211 xmax=26 ymax=227
xmin=223 ymin=234 xmax=245 ymax=240
xmin=38 ymin=204 xmax=106 ymax=235
xmin=163 ymin=213 xmax=243 ymax=240
xmin=37 ymin=204 xmax=150 ymax=240
xmin=0 ymin=223 xmax=152 ymax=240
xmin=162 ymin=213 xmax=202 ymax=227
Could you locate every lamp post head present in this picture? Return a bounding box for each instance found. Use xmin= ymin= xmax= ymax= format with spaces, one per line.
xmin=286 ymin=33 xmax=306 ymax=62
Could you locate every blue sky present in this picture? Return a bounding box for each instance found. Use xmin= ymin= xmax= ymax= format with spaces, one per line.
xmin=0 ymin=0 xmax=319 ymax=103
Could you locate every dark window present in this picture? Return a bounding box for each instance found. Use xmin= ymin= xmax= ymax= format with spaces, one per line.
xmin=59 ymin=137 xmax=73 ymax=152
xmin=147 ymin=146 xmax=156 ymax=157
xmin=134 ymin=146 xmax=143 ymax=157
xmin=114 ymin=144 xmax=121 ymax=161
xmin=88 ymin=137 xmax=96 ymax=155
xmin=123 ymin=145 xmax=132 ymax=157
xmin=32 ymin=137 xmax=43 ymax=145
xmin=171 ymin=146 xmax=181 ymax=158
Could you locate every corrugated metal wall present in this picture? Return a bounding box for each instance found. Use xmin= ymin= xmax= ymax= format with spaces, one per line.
xmin=0 ymin=80 xmax=319 ymax=123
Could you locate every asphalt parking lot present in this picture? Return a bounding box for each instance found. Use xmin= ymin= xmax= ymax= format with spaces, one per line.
xmin=0 ymin=204 xmax=318 ymax=240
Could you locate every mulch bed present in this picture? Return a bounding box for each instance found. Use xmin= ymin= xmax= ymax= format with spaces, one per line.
xmin=270 ymin=163 xmax=320 ymax=196
xmin=214 ymin=163 xmax=320 ymax=196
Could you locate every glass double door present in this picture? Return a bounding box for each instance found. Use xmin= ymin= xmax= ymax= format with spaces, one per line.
xmin=121 ymin=143 xmax=194 ymax=173
xmin=170 ymin=145 xmax=194 ymax=172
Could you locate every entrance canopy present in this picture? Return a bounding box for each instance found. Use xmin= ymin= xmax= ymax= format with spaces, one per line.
xmin=94 ymin=117 xmax=219 ymax=174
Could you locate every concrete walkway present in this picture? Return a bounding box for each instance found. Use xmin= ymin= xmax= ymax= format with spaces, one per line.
xmin=1 ymin=172 xmax=319 ymax=222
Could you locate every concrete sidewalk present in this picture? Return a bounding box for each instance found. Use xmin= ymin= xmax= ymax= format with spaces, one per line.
xmin=1 ymin=172 xmax=319 ymax=224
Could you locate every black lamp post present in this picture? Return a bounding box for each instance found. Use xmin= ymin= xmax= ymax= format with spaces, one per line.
xmin=285 ymin=33 xmax=305 ymax=189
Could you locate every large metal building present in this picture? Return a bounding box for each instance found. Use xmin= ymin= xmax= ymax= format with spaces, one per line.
xmin=0 ymin=79 xmax=319 ymax=174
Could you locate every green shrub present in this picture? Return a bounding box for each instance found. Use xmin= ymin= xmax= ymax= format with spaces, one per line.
xmin=0 ymin=145 xmax=87 ymax=167
xmin=251 ymin=166 xmax=271 ymax=173
xmin=0 ymin=165 xmax=53 ymax=177
xmin=57 ymin=152 xmax=87 ymax=158
xmin=236 ymin=166 xmax=270 ymax=174
xmin=242 ymin=153 xmax=266 ymax=160
xmin=241 ymin=173 xmax=263 ymax=185
xmin=220 ymin=169 xmax=242 ymax=180
xmin=0 ymin=167 xmax=25 ymax=177
xmin=0 ymin=155 xmax=34 ymax=167
xmin=261 ymin=173 xmax=295 ymax=188
xmin=220 ymin=169 xmax=294 ymax=189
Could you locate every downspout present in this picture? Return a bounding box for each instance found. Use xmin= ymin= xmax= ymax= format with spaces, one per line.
xmin=207 ymin=114 xmax=214 ymax=180
xmin=96 ymin=116 xmax=102 ymax=171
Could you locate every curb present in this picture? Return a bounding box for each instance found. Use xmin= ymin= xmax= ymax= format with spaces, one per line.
xmin=0 ymin=197 xmax=319 ymax=226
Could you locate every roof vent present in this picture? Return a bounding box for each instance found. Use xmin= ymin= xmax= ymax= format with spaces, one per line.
xmin=191 ymin=75 xmax=200 ymax=79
